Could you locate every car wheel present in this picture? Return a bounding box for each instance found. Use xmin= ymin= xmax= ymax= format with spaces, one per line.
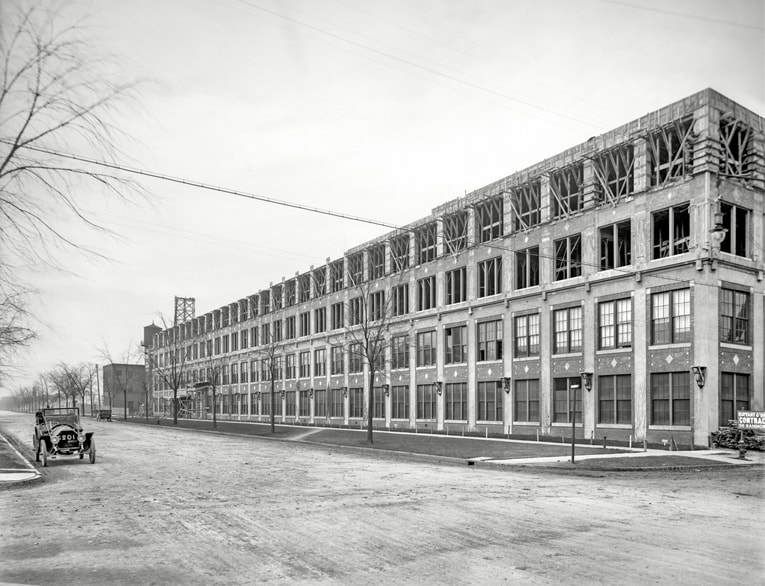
xmin=34 ymin=435 xmax=40 ymax=462
xmin=89 ymin=439 xmax=96 ymax=464
xmin=40 ymin=442 xmax=48 ymax=467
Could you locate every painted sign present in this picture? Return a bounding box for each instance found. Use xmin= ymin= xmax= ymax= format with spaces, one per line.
xmin=738 ymin=411 xmax=765 ymax=429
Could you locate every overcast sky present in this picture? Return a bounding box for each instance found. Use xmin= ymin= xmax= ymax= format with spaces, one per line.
xmin=3 ymin=0 xmax=763 ymax=394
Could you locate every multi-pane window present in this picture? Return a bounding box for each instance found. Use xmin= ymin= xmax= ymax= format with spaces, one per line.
xmin=274 ymin=391 xmax=283 ymax=416
xmin=600 ymin=221 xmax=631 ymax=270
xmin=416 ymin=384 xmax=436 ymax=419
xmin=598 ymin=298 xmax=632 ymax=349
xmin=330 ymin=260 xmax=344 ymax=292
xmin=368 ymin=245 xmax=385 ymax=280
xmin=349 ymin=297 xmax=363 ymax=326
xmin=550 ymin=163 xmax=583 ymax=219
xmin=261 ymin=323 xmax=270 ymax=345
xmin=478 ymin=257 xmax=502 ymax=297
xmin=391 ymin=334 xmax=409 ymax=370
xmin=369 ymin=290 xmax=385 ymax=321
xmin=314 ymin=389 xmax=327 ymax=417
xmin=553 ymin=377 xmax=582 ymax=423
xmin=273 ymin=320 xmax=283 ymax=343
xmin=445 ymin=267 xmax=467 ymax=305
xmin=314 ymin=348 xmax=327 ymax=377
xmin=230 ymin=363 xmax=238 ymax=384
xmin=314 ymin=307 xmax=326 ymax=333
xmin=261 ymin=392 xmax=271 ymax=416
xmin=443 ymin=211 xmax=468 ymax=254
xmin=240 ymin=329 xmax=248 ymax=349
xmin=477 ymin=320 xmax=503 ymax=361
xmin=348 ymin=252 xmax=364 ymax=286
xmin=222 ymin=364 xmax=229 ymax=385
xmin=720 ymin=373 xmax=750 ymax=426
xmin=515 ymin=246 xmax=539 ymax=290
xmin=445 ymin=382 xmax=467 ymax=421
xmin=331 ymin=346 xmax=344 ymax=375
xmin=240 ymin=362 xmax=248 ymax=384
xmin=349 ymin=343 xmax=363 ymax=373
xmin=299 ymin=351 xmax=310 ymax=378
xmin=514 ymin=379 xmax=540 ymax=422
xmin=553 ymin=306 xmax=583 ymax=354
xmin=444 ymin=325 xmax=467 ymax=364
xmin=222 ymin=335 xmax=229 ymax=354
xmin=349 ymin=388 xmax=364 ymax=418
xmin=417 ymin=276 xmax=436 ymax=311
xmin=514 ymin=313 xmax=540 ymax=357
xmin=477 ymin=381 xmax=502 ymax=422
xmin=299 ymin=312 xmax=310 ymax=337
xmin=299 ymin=390 xmax=310 ymax=417
xmin=285 ymin=316 xmax=296 ymax=340
xmin=373 ymin=387 xmax=385 ymax=419
xmin=250 ymin=326 xmax=258 ymax=348
xmin=285 ymin=391 xmax=296 ymax=416
xmin=720 ymin=202 xmax=750 ymax=257
xmin=720 ymin=289 xmax=750 ymax=345
xmin=331 ymin=302 xmax=344 ymax=330
xmin=250 ymin=392 xmax=259 ymax=416
xmin=391 ymin=386 xmax=409 ymax=419
xmin=285 ymin=354 xmax=296 ymax=379
xmin=652 ymin=203 xmax=690 ymax=259
xmin=476 ymin=197 xmax=503 ymax=242
xmin=260 ymin=291 xmax=270 ymax=315
xmin=416 ymin=223 xmax=438 ymax=264
xmin=416 ymin=331 xmax=437 ymax=367
xmin=651 ymin=288 xmax=690 ymax=344
xmin=647 ymin=118 xmax=693 ymax=187
xmin=390 ymin=234 xmax=410 ymax=272
xmin=511 ymin=181 xmax=541 ymax=230
xmin=260 ymin=359 xmax=270 ymax=382
xmin=554 ymin=235 xmax=582 ymax=281
xmin=650 ymin=372 xmax=690 ymax=426
xmin=272 ymin=284 xmax=283 ymax=311
xmin=250 ymin=360 xmax=257 ymax=383
xmin=598 ymin=375 xmax=632 ymax=424
xmin=392 ymin=283 xmax=409 ymax=316
xmin=331 ymin=389 xmax=344 ymax=417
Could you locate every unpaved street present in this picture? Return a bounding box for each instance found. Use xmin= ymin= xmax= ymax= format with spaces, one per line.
xmin=0 ymin=411 xmax=763 ymax=585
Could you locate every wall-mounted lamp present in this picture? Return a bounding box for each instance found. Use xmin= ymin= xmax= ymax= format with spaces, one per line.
xmin=580 ymin=372 xmax=593 ymax=392
xmin=502 ymin=376 xmax=512 ymax=394
xmin=280 ymin=389 xmax=285 ymax=399
xmin=434 ymin=381 xmax=443 ymax=396
xmin=255 ymin=392 xmax=261 ymax=400
xmin=342 ymin=386 xmax=348 ymax=398
xmin=382 ymin=384 xmax=390 ymax=397
xmin=308 ymin=389 xmax=314 ymax=399
xmin=691 ymin=366 xmax=707 ymax=389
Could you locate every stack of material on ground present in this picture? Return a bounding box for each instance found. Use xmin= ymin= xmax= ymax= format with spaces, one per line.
xmin=711 ymin=421 xmax=765 ymax=451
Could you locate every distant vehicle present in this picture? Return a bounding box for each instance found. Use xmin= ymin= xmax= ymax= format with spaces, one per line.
xmin=34 ymin=408 xmax=96 ymax=466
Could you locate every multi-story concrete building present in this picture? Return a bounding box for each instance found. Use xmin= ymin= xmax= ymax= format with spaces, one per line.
xmin=102 ymin=363 xmax=146 ymax=417
xmin=146 ymin=88 xmax=764 ymax=448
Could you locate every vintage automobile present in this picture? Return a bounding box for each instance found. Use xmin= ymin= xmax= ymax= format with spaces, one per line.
xmin=34 ymin=408 xmax=96 ymax=466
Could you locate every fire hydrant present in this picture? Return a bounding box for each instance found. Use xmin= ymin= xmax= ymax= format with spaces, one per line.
xmin=737 ymin=432 xmax=747 ymax=460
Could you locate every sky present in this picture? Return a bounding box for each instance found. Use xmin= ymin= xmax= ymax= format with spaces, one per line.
xmin=2 ymin=0 xmax=764 ymax=395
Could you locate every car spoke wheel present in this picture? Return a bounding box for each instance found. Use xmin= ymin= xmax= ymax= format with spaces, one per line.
xmin=34 ymin=435 xmax=40 ymax=462
xmin=89 ymin=439 xmax=96 ymax=464
xmin=40 ymin=442 xmax=48 ymax=467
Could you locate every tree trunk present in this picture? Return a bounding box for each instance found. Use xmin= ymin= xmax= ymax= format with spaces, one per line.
xmin=173 ymin=389 xmax=178 ymax=425
xmin=270 ymin=378 xmax=276 ymax=433
xmin=213 ymin=389 xmax=217 ymax=428
xmin=367 ymin=368 xmax=374 ymax=444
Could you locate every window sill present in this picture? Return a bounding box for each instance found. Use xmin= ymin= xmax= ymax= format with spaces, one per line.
xmin=596 ymin=347 xmax=633 ymax=355
xmin=720 ymin=342 xmax=752 ymax=351
xmin=648 ymin=343 xmax=691 ymax=350
xmin=552 ymin=352 xmax=583 ymax=358
xmin=596 ymin=423 xmax=633 ymax=429
xmin=513 ymin=356 xmax=540 ymax=361
xmin=648 ymin=425 xmax=692 ymax=431
xmin=513 ymin=421 xmax=540 ymax=425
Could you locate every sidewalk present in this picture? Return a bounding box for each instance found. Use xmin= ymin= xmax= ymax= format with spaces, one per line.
xmin=0 ymin=430 xmax=40 ymax=485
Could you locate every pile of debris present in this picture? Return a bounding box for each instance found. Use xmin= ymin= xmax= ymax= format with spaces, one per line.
xmin=711 ymin=421 xmax=765 ymax=451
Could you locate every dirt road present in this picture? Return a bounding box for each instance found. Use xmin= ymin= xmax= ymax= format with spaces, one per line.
xmin=0 ymin=411 xmax=762 ymax=585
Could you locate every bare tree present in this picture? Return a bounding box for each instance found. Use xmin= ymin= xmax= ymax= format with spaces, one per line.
xmin=60 ymin=362 xmax=93 ymax=413
xmin=99 ymin=342 xmax=142 ymax=420
xmin=196 ymin=348 xmax=222 ymax=428
xmin=147 ymin=314 xmax=199 ymax=425
xmin=0 ymin=2 xmax=143 ymax=364
xmin=47 ymin=365 xmax=77 ymax=408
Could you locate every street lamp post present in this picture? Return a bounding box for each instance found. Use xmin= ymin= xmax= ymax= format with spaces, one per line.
xmin=570 ymin=382 xmax=580 ymax=463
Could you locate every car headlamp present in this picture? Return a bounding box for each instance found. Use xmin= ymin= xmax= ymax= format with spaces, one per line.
xmin=51 ymin=435 xmax=60 ymax=444
xmin=78 ymin=434 xmax=85 ymax=443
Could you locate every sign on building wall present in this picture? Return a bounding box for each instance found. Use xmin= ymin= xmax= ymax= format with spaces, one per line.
xmin=738 ymin=411 xmax=765 ymax=429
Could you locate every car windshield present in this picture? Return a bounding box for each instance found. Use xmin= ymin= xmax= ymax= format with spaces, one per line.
xmin=44 ymin=411 xmax=78 ymax=427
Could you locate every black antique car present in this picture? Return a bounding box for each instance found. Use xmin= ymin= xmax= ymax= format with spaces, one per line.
xmin=34 ymin=408 xmax=96 ymax=466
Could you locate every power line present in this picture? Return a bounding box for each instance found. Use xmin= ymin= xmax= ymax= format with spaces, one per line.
xmin=595 ymin=0 xmax=764 ymax=31
xmin=1 ymin=140 xmax=399 ymax=230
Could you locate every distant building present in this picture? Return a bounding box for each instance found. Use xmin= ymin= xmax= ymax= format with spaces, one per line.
xmin=145 ymin=88 xmax=764 ymax=447
xmin=102 ymin=363 xmax=145 ymax=416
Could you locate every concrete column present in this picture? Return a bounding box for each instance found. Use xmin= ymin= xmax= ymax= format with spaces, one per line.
xmin=692 ymin=281 xmax=717 ymax=446
xmin=633 ymin=286 xmax=647 ymax=442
